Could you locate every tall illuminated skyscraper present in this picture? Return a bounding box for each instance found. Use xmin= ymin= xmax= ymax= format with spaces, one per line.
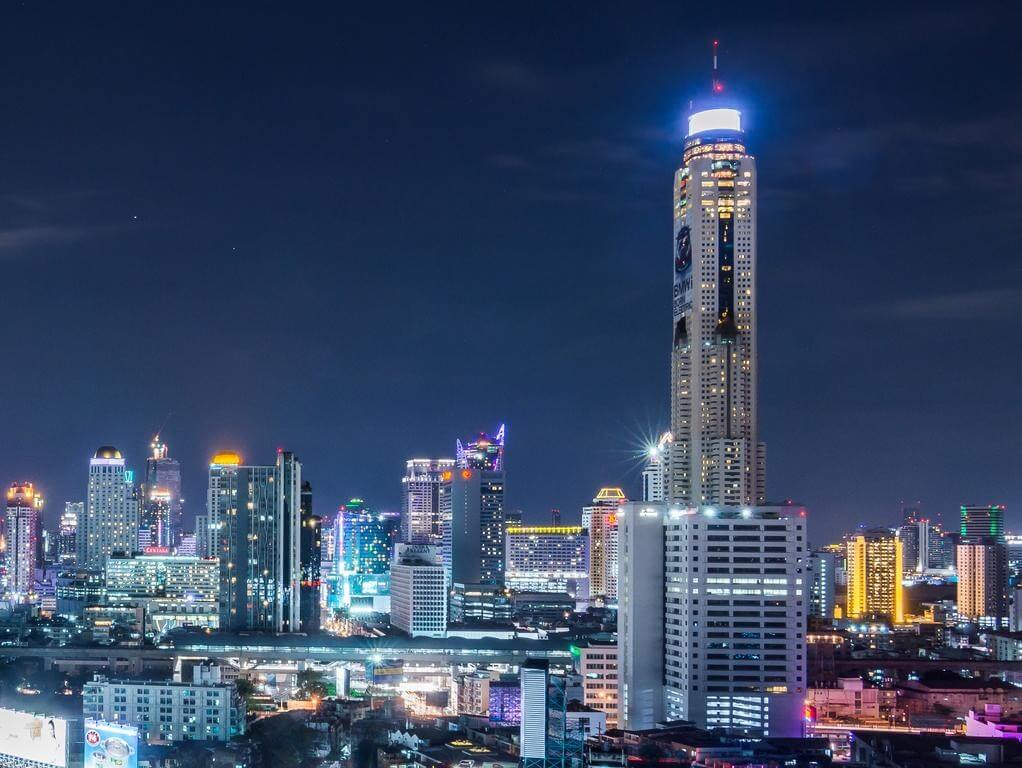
xmin=401 ymin=458 xmax=454 ymax=545
xmin=215 ymin=450 xmax=302 ymax=632
xmin=845 ymin=528 xmax=904 ymax=623
xmin=5 ymin=483 xmax=42 ymax=600
xmin=670 ymin=54 xmax=764 ymax=507
xmin=957 ymin=504 xmax=1008 ymax=628
xmin=79 ymin=447 xmax=139 ymax=570
xmin=143 ymin=435 xmax=182 ymax=546
xmin=441 ymin=425 xmax=507 ymax=585
xmin=58 ymin=501 xmax=81 ymax=566
xmin=584 ymin=488 xmax=625 ymax=599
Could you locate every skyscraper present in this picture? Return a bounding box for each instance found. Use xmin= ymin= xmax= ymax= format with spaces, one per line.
xmin=845 ymin=529 xmax=904 ymax=623
xmin=206 ymin=452 xmax=243 ymax=561
xmin=299 ymin=481 xmax=321 ymax=633
xmin=585 ymin=488 xmax=625 ymax=599
xmin=58 ymin=502 xmax=80 ymax=566
xmin=216 ymin=450 xmax=302 ymax=632
xmin=670 ymin=71 xmax=765 ymax=507
xmin=401 ymin=458 xmax=454 ymax=545
xmin=142 ymin=435 xmax=182 ymax=546
xmin=79 ymin=447 xmax=139 ymax=571
xmin=5 ymin=483 xmax=42 ymax=600
xmin=140 ymin=488 xmax=172 ymax=550
xmin=337 ymin=498 xmax=395 ymax=610
xmin=958 ymin=504 xmax=1008 ymax=628
xmin=441 ymin=425 xmax=506 ymax=585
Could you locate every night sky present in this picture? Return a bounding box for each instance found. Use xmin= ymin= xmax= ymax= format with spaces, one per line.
xmin=0 ymin=3 xmax=1019 ymax=544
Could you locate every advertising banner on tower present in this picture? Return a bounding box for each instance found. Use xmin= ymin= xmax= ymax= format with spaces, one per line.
xmin=0 ymin=708 xmax=69 ymax=768
xmin=673 ymin=224 xmax=693 ymax=346
xmin=84 ymin=720 xmax=138 ymax=768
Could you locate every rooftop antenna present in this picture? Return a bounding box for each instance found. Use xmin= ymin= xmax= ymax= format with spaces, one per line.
xmin=153 ymin=411 xmax=173 ymax=442
xmin=712 ymin=40 xmax=724 ymax=94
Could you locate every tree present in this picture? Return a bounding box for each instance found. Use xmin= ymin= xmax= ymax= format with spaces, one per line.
xmin=296 ymin=670 xmax=328 ymax=700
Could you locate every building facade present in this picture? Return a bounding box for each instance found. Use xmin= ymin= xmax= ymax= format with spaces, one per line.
xmin=79 ymin=446 xmax=139 ymax=570
xmin=390 ymin=544 xmax=447 ymax=637
xmin=215 ymin=450 xmax=302 ymax=632
xmin=299 ymin=480 xmax=322 ymax=633
xmin=5 ymin=483 xmax=42 ymax=600
xmin=505 ymin=526 xmax=588 ymax=597
xmin=845 ymin=529 xmax=904 ymax=623
xmin=574 ymin=640 xmax=619 ymax=728
xmin=642 ymin=432 xmax=672 ymax=503
xmin=83 ymin=674 xmax=244 ymax=744
xmin=58 ymin=501 xmax=81 ymax=566
xmin=401 ymin=458 xmax=454 ymax=545
xmin=586 ymin=488 xmax=625 ymax=600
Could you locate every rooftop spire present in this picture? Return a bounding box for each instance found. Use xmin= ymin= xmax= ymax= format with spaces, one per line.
xmin=712 ymin=40 xmax=724 ymax=94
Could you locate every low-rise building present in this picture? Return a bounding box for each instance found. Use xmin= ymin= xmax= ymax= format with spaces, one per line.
xmin=807 ymin=677 xmax=898 ymax=723
xmin=897 ymin=673 xmax=1022 ymax=718
xmin=83 ymin=672 xmax=244 ymax=744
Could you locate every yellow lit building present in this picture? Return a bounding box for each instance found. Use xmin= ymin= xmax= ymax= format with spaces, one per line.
xmin=846 ymin=529 xmax=904 ymax=623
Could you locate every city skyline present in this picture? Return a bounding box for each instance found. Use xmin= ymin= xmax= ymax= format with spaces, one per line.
xmin=0 ymin=4 xmax=1018 ymax=543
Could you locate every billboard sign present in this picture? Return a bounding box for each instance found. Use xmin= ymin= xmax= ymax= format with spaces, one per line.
xmin=84 ymin=720 xmax=138 ymax=768
xmin=0 ymin=708 xmax=68 ymax=768
xmin=673 ymin=224 xmax=693 ymax=346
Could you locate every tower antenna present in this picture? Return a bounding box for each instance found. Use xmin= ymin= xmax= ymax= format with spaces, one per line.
xmin=712 ymin=40 xmax=723 ymax=94
xmin=153 ymin=411 xmax=174 ymax=441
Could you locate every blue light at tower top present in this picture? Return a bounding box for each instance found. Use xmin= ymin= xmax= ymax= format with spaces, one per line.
xmin=456 ymin=423 xmax=506 ymax=471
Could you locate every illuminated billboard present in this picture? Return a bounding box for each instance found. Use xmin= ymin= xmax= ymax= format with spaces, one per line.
xmin=84 ymin=720 xmax=138 ymax=768
xmin=673 ymin=224 xmax=692 ymax=346
xmin=0 ymin=708 xmax=68 ymax=768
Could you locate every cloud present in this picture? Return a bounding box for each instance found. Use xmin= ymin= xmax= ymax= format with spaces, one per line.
xmin=872 ymin=288 xmax=1022 ymax=320
xmin=0 ymin=225 xmax=118 ymax=256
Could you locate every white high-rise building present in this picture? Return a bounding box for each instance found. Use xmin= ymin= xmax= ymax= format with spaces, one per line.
xmin=618 ymin=503 xmax=807 ymax=737
xmin=390 ymin=544 xmax=447 ymax=637
xmin=585 ymin=487 xmax=625 ymax=600
xmin=670 ymin=85 xmax=765 ymax=506
xmin=79 ymin=447 xmax=139 ymax=571
xmin=401 ymin=458 xmax=454 ymax=545
xmin=641 ymin=431 xmax=672 ymax=502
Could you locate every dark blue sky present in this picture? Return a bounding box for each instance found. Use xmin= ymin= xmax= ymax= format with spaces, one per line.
xmin=0 ymin=3 xmax=1019 ymax=543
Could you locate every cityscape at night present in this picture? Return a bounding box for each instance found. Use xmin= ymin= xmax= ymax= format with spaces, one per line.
xmin=0 ymin=4 xmax=1019 ymax=768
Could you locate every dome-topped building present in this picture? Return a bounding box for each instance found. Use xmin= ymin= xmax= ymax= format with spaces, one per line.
xmin=94 ymin=446 xmax=123 ymax=460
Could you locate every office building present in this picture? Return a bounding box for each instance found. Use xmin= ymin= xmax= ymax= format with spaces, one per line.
xmin=441 ymin=425 xmax=507 ymax=585
xmin=5 ymin=483 xmax=42 ymax=600
xmin=390 ymin=544 xmax=446 ymax=637
xmin=641 ymin=431 xmax=672 ymax=502
xmin=669 ymin=81 xmax=765 ymax=507
xmin=449 ymin=581 xmax=512 ymax=623
xmin=106 ymin=553 xmax=218 ymax=601
xmin=401 ymin=458 xmax=454 ymax=545
xmin=194 ymin=514 xmax=212 ymax=559
xmin=585 ymin=488 xmax=624 ymax=600
xmin=961 ymin=505 xmax=1006 ymax=544
xmin=505 ymin=525 xmax=588 ymax=597
xmin=808 ymin=549 xmax=836 ymax=620
xmin=176 ymin=533 xmax=196 ymax=557
xmin=337 ymin=498 xmax=395 ymax=610
xmin=846 ymin=528 xmax=904 ymax=623
xmin=58 ymin=502 xmax=80 ymax=566
xmin=956 ymin=504 xmax=1008 ymax=628
xmin=55 ymin=568 xmax=106 ymax=618
xmin=897 ymin=520 xmax=922 ymax=578
xmin=78 ymin=446 xmax=139 ymax=570
xmin=216 ymin=450 xmax=302 ymax=632
xmin=140 ymin=487 xmax=172 ymax=550
xmin=83 ymin=673 xmax=244 ymax=744
xmin=1007 ymin=534 xmax=1022 ymax=582
xmin=299 ymin=480 xmax=321 ymax=633
xmin=573 ymin=639 xmax=618 ymax=728
xmin=958 ymin=543 xmax=1009 ymax=628
xmin=142 ymin=435 xmax=182 ymax=546
xmin=617 ymin=503 xmax=806 ymax=736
